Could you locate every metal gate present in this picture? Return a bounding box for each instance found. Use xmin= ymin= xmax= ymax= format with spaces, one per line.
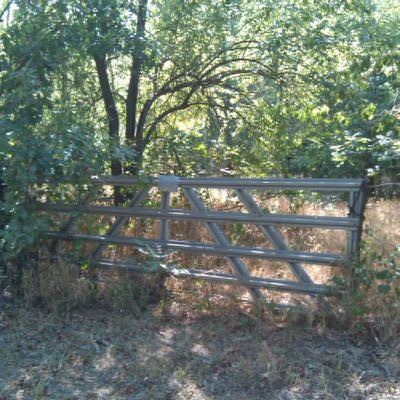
xmin=38 ymin=176 xmax=367 ymax=300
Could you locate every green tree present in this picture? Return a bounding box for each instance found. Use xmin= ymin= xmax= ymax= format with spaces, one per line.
xmin=258 ymin=0 xmax=400 ymax=188
xmin=1 ymin=0 xmax=399 ymax=256
xmin=0 ymin=0 xmax=279 ymax=250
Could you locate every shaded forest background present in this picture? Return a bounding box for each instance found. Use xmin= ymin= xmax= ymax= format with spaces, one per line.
xmin=0 ymin=0 xmax=399 ymax=255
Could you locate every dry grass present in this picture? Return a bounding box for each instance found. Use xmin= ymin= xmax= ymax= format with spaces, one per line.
xmin=1 ymin=191 xmax=399 ymax=399
xmin=1 ymin=288 xmax=399 ymax=399
xmin=16 ymin=193 xmax=398 ymax=348
xmin=363 ymin=199 xmax=400 ymax=253
xmin=22 ymin=255 xmax=94 ymax=311
xmin=25 ymin=192 xmax=400 ymax=319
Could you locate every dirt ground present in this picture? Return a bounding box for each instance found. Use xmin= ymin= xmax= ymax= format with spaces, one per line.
xmin=0 ymin=294 xmax=399 ymax=400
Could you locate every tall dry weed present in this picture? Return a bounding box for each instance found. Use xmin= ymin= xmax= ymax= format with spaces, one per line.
xmin=30 ymin=189 xmax=399 ymax=333
xmin=336 ymin=199 xmax=400 ymax=338
xmin=363 ymin=199 xmax=400 ymax=253
xmin=23 ymin=254 xmax=93 ymax=311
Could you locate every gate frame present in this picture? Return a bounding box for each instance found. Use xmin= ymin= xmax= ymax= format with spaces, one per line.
xmin=38 ymin=176 xmax=367 ymax=300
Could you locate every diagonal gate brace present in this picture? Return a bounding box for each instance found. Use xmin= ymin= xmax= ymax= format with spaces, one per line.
xmin=236 ymin=189 xmax=314 ymax=285
xmin=183 ymin=187 xmax=264 ymax=300
xmin=49 ymin=192 xmax=94 ymax=253
xmin=91 ymin=188 xmax=151 ymax=259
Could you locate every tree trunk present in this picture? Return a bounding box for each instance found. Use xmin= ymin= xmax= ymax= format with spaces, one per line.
xmin=125 ymin=0 xmax=148 ymax=171
xmin=94 ymin=54 xmax=123 ymax=204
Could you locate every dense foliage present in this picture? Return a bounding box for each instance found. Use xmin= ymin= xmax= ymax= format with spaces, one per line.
xmin=0 ymin=0 xmax=399 ymax=253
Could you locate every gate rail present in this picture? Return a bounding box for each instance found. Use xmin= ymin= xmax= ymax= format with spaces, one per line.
xmin=37 ymin=176 xmax=367 ymax=300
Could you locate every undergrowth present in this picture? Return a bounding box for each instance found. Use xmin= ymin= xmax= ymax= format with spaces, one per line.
xmin=1 ymin=194 xmax=399 ymax=339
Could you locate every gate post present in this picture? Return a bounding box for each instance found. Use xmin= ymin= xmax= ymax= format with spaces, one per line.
xmin=159 ymin=176 xmax=180 ymax=245
xmin=347 ymin=179 xmax=368 ymax=261
xmin=347 ymin=179 xmax=368 ymax=288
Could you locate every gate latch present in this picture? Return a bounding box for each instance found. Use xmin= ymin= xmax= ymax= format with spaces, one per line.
xmin=159 ymin=175 xmax=180 ymax=192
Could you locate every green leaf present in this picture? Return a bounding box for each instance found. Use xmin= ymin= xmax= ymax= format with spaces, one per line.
xmin=375 ymin=269 xmax=391 ymax=280
xmin=377 ymin=284 xmax=391 ymax=295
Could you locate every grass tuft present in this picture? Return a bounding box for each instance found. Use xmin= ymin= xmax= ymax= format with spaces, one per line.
xmin=9 ymin=194 xmax=399 ymax=338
